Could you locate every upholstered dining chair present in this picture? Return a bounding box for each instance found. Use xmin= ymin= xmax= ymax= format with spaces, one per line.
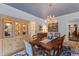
xmin=47 ymin=32 xmax=53 ymax=40
xmin=24 ymin=40 xmax=33 ymax=56
xmin=54 ymin=32 xmax=60 ymax=38
xmin=24 ymin=40 xmax=44 ymax=56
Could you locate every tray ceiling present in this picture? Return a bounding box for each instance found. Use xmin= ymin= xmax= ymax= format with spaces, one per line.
xmin=5 ymin=3 xmax=79 ymax=19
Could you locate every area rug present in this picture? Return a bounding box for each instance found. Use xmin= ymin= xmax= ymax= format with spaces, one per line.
xmin=12 ymin=46 xmax=79 ymax=56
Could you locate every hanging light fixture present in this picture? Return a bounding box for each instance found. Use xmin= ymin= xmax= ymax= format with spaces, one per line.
xmin=47 ymin=4 xmax=58 ymax=24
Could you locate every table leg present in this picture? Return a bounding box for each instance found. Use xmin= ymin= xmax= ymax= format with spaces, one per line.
xmin=48 ymin=50 xmax=51 ymax=56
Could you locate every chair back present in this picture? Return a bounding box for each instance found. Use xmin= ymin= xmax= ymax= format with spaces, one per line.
xmin=32 ymin=35 xmax=37 ymax=40
xmin=47 ymin=32 xmax=53 ymax=39
xmin=60 ymin=35 xmax=65 ymax=44
xmin=24 ymin=41 xmax=33 ymax=56
xmin=37 ymin=33 xmax=47 ymax=41
xmin=54 ymin=32 xmax=60 ymax=37
xmin=51 ymin=35 xmax=65 ymax=56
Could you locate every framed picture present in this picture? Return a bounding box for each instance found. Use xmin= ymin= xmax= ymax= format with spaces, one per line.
xmin=48 ymin=23 xmax=58 ymax=32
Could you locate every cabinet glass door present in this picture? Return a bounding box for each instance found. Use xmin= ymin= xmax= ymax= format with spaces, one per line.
xmin=30 ymin=21 xmax=36 ymax=38
xmin=15 ymin=22 xmax=20 ymax=36
xmin=4 ymin=21 xmax=13 ymax=37
xmin=22 ymin=23 xmax=27 ymax=35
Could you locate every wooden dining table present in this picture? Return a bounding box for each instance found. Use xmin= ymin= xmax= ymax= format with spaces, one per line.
xmin=30 ymin=36 xmax=65 ymax=56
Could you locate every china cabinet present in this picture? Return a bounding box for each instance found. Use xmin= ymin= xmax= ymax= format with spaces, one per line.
xmin=0 ymin=14 xmax=28 ymax=56
xmin=68 ymin=24 xmax=79 ymax=41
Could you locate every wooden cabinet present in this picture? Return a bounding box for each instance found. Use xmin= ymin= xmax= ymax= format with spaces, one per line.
xmin=69 ymin=24 xmax=77 ymax=38
xmin=68 ymin=24 xmax=78 ymax=41
xmin=0 ymin=14 xmax=28 ymax=55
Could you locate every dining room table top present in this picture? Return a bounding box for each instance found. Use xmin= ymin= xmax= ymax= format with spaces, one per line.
xmin=30 ymin=37 xmax=61 ymax=50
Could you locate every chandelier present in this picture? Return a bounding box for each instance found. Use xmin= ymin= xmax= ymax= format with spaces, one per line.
xmin=47 ymin=15 xmax=57 ymax=24
xmin=47 ymin=4 xmax=58 ymax=24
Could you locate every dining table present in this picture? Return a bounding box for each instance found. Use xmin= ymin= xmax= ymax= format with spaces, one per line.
xmin=30 ymin=36 xmax=64 ymax=56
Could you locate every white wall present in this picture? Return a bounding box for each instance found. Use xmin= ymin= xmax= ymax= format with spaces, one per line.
xmin=56 ymin=12 xmax=79 ymax=42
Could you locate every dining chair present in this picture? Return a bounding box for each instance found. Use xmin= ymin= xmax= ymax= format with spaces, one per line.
xmin=24 ymin=41 xmax=33 ymax=56
xmin=54 ymin=32 xmax=60 ymax=38
xmin=47 ymin=32 xmax=53 ymax=40
xmin=50 ymin=35 xmax=65 ymax=56
xmin=56 ymin=35 xmax=65 ymax=56
xmin=32 ymin=34 xmax=37 ymax=40
xmin=24 ymin=40 xmax=44 ymax=56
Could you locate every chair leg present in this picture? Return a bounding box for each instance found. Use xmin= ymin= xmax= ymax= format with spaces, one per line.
xmin=56 ymin=45 xmax=62 ymax=56
xmin=47 ymin=50 xmax=51 ymax=56
xmin=32 ymin=47 xmax=36 ymax=56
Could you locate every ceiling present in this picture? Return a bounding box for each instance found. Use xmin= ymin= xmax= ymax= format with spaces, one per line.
xmin=5 ymin=3 xmax=79 ymax=19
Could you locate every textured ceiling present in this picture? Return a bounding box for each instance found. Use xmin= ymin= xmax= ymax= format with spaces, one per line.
xmin=5 ymin=3 xmax=79 ymax=19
